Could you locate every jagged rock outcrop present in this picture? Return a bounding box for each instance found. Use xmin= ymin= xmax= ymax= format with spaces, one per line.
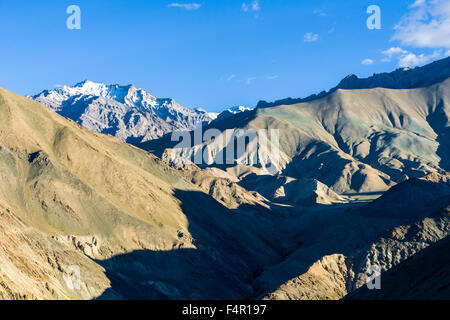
xmin=30 ymin=80 xmax=213 ymax=142
xmin=254 ymin=173 xmax=450 ymax=300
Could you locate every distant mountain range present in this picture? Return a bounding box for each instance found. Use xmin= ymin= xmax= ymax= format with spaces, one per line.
xmin=30 ymin=57 xmax=450 ymax=146
xmin=215 ymin=105 xmax=253 ymax=121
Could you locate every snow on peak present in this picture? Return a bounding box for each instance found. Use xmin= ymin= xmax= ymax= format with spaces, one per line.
xmin=54 ymin=80 xmax=157 ymax=108
xmin=30 ymin=81 xmax=215 ymax=142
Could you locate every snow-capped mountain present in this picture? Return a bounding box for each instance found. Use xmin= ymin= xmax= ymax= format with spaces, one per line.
xmin=334 ymin=56 xmax=450 ymax=90
xmin=195 ymin=107 xmax=220 ymax=120
xmin=30 ymin=80 xmax=214 ymax=142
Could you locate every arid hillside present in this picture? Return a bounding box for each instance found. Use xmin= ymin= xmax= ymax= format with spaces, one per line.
xmin=0 ymin=88 xmax=283 ymax=299
xmin=0 ymin=83 xmax=448 ymax=300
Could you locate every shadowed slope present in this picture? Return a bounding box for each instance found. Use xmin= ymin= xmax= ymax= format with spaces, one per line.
xmin=345 ymin=235 xmax=450 ymax=300
xmin=0 ymin=88 xmax=282 ymax=299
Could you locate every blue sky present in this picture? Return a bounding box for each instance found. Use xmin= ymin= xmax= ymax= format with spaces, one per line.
xmin=0 ymin=0 xmax=449 ymax=112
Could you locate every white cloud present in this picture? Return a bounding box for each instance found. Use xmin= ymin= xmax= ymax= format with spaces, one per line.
xmin=381 ymin=46 xmax=444 ymax=67
xmin=392 ymin=0 xmax=450 ymax=48
xmin=446 ymin=50 xmax=450 ymax=56
xmin=304 ymin=32 xmax=319 ymax=42
xmin=228 ymin=75 xmax=278 ymax=84
xmin=381 ymin=47 xmax=408 ymax=62
xmin=242 ymin=1 xmax=260 ymax=13
xmin=362 ymin=59 xmax=375 ymax=65
xmin=168 ymin=3 xmax=202 ymax=10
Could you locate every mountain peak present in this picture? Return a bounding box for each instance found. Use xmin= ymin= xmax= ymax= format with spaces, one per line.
xmin=30 ymin=81 xmax=214 ymax=142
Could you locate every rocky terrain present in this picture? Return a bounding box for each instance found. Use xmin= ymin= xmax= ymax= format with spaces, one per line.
xmin=0 ymin=88 xmax=284 ymax=299
xmin=257 ymin=56 xmax=450 ymax=108
xmin=145 ymin=58 xmax=450 ymax=201
xmin=0 ymin=57 xmax=449 ymax=300
xmin=256 ymin=173 xmax=449 ymax=300
xmin=30 ymin=81 xmax=215 ymax=143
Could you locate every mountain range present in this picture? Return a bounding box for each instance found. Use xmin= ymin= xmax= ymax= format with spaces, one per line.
xmin=143 ymin=57 xmax=450 ymax=204
xmin=31 ymin=80 xmax=216 ymax=143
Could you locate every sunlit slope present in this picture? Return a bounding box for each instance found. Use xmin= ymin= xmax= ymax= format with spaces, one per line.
xmin=0 ymin=88 xmax=189 ymax=236
xmin=0 ymin=204 xmax=109 ymax=299
xmin=252 ymin=79 xmax=450 ymax=193
xmin=0 ymin=88 xmax=192 ymax=298
xmin=0 ymin=88 xmax=280 ymax=299
xmin=148 ymin=78 xmax=449 ymax=195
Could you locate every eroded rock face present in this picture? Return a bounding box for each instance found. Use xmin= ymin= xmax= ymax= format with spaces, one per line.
xmin=346 ymin=235 xmax=450 ymax=300
xmin=2 ymin=58 xmax=450 ymax=301
xmin=253 ymin=175 xmax=450 ymax=300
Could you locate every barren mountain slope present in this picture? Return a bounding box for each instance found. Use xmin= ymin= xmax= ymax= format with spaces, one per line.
xmin=1 ymin=87 xmax=449 ymax=300
xmin=145 ymin=77 xmax=450 ymax=197
xmin=345 ymin=235 xmax=450 ymax=300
